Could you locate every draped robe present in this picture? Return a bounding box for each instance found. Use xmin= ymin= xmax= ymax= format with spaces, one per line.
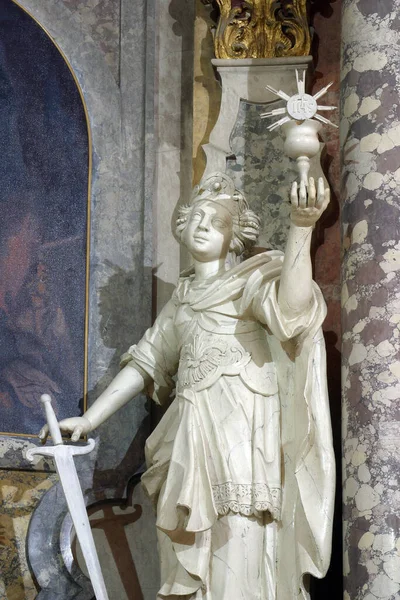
xmin=124 ymin=251 xmax=335 ymax=599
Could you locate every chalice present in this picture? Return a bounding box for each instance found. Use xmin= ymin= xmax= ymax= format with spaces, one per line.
xmin=261 ymin=70 xmax=337 ymax=185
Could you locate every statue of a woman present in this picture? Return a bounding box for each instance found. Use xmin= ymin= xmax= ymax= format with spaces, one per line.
xmin=40 ymin=172 xmax=335 ymax=599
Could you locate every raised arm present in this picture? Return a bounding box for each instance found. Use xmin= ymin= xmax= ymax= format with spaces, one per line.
xmin=278 ymin=177 xmax=330 ymax=320
xmin=39 ymin=364 xmax=151 ymax=442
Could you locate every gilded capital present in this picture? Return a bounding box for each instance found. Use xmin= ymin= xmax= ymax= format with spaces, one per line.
xmin=213 ymin=0 xmax=311 ymax=59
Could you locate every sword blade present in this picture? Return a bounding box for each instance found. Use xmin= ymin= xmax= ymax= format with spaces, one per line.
xmin=54 ymin=450 xmax=109 ymax=600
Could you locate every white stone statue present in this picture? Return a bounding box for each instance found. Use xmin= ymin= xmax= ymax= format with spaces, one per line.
xmin=40 ymin=172 xmax=335 ymax=599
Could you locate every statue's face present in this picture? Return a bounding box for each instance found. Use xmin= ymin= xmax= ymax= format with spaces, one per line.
xmin=182 ymin=200 xmax=233 ymax=262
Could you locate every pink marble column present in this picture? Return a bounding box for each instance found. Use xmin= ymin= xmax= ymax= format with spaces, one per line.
xmin=341 ymin=1 xmax=400 ymax=599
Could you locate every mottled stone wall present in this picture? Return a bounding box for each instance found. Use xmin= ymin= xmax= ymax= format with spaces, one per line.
xmin=0 ymin=470 xmax=57 ymax=598
xmin=341 ymin=2 xmax=400 ymax=599
xmin=153 ymin=0 xmax=195 ymax=307
xmin=226 ymin=97 xmax=318 ymax=251
xmin=61 ymin=0 xmax=121 ymax=80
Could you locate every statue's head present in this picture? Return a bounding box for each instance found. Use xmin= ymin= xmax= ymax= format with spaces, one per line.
xmin=176 ymin=172 xmax=260 ymax=260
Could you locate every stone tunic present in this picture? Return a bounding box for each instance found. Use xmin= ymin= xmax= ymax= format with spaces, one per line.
xmin=124 ymin=251 xmax=333 ymax=598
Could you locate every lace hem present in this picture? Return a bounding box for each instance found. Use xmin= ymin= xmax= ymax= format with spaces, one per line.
xmin=212 ymin=482 xmax=281 ymax=520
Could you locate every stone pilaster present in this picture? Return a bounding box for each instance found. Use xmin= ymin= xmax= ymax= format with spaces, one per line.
xmin=341 ymin=2 xmax=400 ymax=599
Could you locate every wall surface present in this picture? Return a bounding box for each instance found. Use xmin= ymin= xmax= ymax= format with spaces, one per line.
xmin=0 ymin=0 xmax=158 ymax=596
xmin=311 ymin=2 xmax=342 ymax=598
xmin=0 ymin=470 xmax=58 ymax=598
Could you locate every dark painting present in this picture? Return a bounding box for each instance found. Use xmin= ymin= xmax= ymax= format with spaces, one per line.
xmin=0 ymin=0 xmax=89 ymax=435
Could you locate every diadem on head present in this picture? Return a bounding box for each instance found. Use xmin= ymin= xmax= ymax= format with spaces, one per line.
xmin=176 ymin=171 xmax=261 ymax=257
xmin=190 ymin=172 xmax=237 ymax=207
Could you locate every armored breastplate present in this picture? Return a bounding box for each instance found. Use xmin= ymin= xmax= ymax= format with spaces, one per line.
xmin=176 ymin=310 xmax=278 ymax=395
xmin=177 ymin=330 xmax=252 ymax=392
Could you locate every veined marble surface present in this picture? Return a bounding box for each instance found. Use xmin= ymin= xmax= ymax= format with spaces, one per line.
xmin=341 ymin=2 xmax=400 ymax=599
xmin=61 ymin=0 xmax=120 ymax=82
xmin=227 ymin=100 xmax=325 ymax=252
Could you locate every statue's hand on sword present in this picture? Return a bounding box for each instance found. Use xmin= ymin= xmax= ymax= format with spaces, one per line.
xmin=28 ymin=394 xmax=109 ymax=600
xmin=39 ymin=414 xmax=92 ymax=443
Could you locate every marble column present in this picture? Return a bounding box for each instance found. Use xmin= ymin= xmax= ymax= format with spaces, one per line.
xmin=341 ymin=3 xmax=400 ymax=600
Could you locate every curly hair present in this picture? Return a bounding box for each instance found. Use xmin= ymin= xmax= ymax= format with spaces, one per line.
xmin=176 ymin=190 xmax=261 ymax=257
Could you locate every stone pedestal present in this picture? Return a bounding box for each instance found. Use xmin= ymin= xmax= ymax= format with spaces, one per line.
xmin=203 ymin=56 xmax=313 ymax=179
xmin=341 ymin=2 xmax=400 ymax=599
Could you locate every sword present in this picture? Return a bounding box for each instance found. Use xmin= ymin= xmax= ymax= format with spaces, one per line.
xmin=26 ymin=394 xmax=109 ymax=600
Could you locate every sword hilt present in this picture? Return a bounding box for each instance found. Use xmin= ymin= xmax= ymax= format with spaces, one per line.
xmin=41 ymin=394 xmax=63 ymax=445
xmin=26 ymin=438 xmax=96 ymax=462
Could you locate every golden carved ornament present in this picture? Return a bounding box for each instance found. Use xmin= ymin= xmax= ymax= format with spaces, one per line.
xmin=213 ymin=0 xmax=311 ymax=59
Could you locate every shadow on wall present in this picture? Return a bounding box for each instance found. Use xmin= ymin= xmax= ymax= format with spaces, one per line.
xmin=89 ymin=259 xmax=156 ymax=493
xmin=192 ymin=0 xmax=222 ymax=185
xmin=168 ymin=0 xmax=196 ymax=248
xmin=73 ymin=269 xmax=176 ymax=599
xmin=73 ymin=475 xmax=146 ymax=600
xmin=310 ymin=0 xmax=339 ymax=66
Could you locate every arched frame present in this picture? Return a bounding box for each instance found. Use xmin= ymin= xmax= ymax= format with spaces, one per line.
xmin=0 ymin=0 xmax=92 ymax=439
xmin=0 ymin=0 xmax=153 ymax=471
